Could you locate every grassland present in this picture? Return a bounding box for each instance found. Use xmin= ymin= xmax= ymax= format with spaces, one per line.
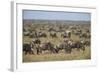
xmin=23 ymin=31 xmax=91 ymax=62
xmin=23 ymin=20 xmax=91 ymax=62
xmin=23 ymin=46 xmax=91 ymax=62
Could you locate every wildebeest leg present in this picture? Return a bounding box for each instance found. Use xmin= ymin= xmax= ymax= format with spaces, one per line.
xmin=65 ymin=47 xmax=69 ymax=53
xmin=68 ymin=48 xmax=72 ymax=53
xmin=39 ymin=48 xmax=42 ymax=54
xmin=77 ymin=48 xmax=80 ymax=51
xmin=30 ymin=50 xmax=34 ymax=54
xmin=49 ymin=50 xmax=52 ymax=54
xmin=30 ymin=48 xmax=34 ymax=55
xmin=65 ymin=49 xmax=71 ymax=54
xmin=64 ymin=48 xmax=67 ymax=53
xmin=29 ymin=50 xmax=32 ymax=54
xmin=81 ymin=46 xmax=85 ymax=53
xmin=55 ymin=48 xmax=59 ymax=53
xmin=68 ymin=45 xmax=72 ymax=53
xmin=52 ymin=48 xmax=57 ymax=54
xmin=36 ymin=48 xmax=40 ymax=55
xmin=25 ymin=51 xmax=27 ymax=55
xmin=76 ymin=45 xmax=81 ymax=51
xmin=25 ymin=50 xmax=28 ymax=55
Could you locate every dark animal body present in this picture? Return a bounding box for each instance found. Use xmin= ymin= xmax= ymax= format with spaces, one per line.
xmin=50 ymin=32 xmax=57 ymax=38
xmin=38 ymin=42 xmax=58 ymax=54
xmin=23 ymin=43 xmax=34 ymax=55
xmin=56 ymin=42 xmax=72 ymax=53
xmin=61 ymin=31 xmax=71 ymax=38
xmin=32 ymin=38 xmax=41 ymax=44
xmin=70 ymin=41 xmax=85 ymax=52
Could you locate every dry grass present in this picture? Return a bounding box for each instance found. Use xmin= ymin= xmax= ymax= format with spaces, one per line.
xmin=23 ymin=24 xmax=91 ymax=62
xmin=23 ymin=46 xmax=91 ymax=62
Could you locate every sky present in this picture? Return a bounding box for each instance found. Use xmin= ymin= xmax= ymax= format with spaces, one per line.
xmin=23 ymin=10 xmax=91 ymax=21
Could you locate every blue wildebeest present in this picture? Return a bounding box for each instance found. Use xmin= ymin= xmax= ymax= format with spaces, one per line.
xmin=69 ymin=40 xmax=85 ymax=52
xmin=61 ymin=31 xmax=71 ymax=38
xmin=56 ymin=41 xmax=72 ymax=54
xmin=38 ymin=42 xmax=58 ymax=54
xmin=23 ymin=43 xmax=34 ymax=55
xmin=50 ymin=32 xmax=57 ymax=38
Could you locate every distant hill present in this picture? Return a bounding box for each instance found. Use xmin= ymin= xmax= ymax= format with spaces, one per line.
xmin=23 ymin=19 xmax=90 ymax=25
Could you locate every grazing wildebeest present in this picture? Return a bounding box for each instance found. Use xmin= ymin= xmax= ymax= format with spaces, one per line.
xmin=34 ymin=44 xmax=42 ymax=55
xmin=86 ymin=29 xmax=90 ymax=33
xmin=50 ymin=32 xmax=57 ymax=38
xmin=69 ymin=41 xmax=85 ymax=52
xmin=39 ymin=42 xmax=58 ymax=54
xmin=61 ymin=32 xmax=67 ymax=38
xmin=84 ymin=40 xmax=90 ymax=46
xmin=56 ymin=42 xmax=72 ymax=54
xmin=32 ymin=38 xmax=41 ymax=44
xmin=38 ymin=32 xmax=47 ymax=37
xmin=77 ymin=29 xmax=82 ymax=34
xmin=29 ymin=31 xmax=38 ymax=38
xmin=70 ymin=26 xmax=77 ymax=30
xmin=74 ymin=30 xmax=82 ymax=36
xmin=24 ymin=31 xmax=30 ymax=36
xmin=61 ymin=31 xmax=71 ymax=38
xmin=23 ymin=43 xmax=34 ymax=55
xmin=79 ymin=33 xmax=90 ymax=39
xmin=48 ymin=27 xmax=55 ymax=32
xmin=65 ymin=30 xmax=71 ymax=38
xmin=30 ymin=31 xmax=47 ymax=38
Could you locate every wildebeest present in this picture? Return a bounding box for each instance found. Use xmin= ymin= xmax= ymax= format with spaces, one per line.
xmin=66 ymin=30 xmax=71 ymax=38
xmin=23 ymin=31 xmax=30 ymax=36
xmin=23 ymin=43 xmax=34 ymax=55
xmin=56 ymin=42 xmax=72 ymax=53
xmin=74 ymin=29 xmax=82 ymax=36
xmin=86 ymin=29 xmax=90 ymax=33
xmin=61 ymin=32 xmax=67 ymax=38
xmin=84 ymin=40 xmax=90 ymax=46
xmin=61 ymin=31 xmax=71 ymax=38
xmin=50 ymin=32 xmax=57 ymax=38
xmin=29 ymin=31 xmax=47 ymax=38
xmin=69 ymin=40 xmax=85 ymax=52
xmin=37 ymin=32 xmax=47 ymax=38
xmin=38 ymin=42 xmax=58 ymax=54
xmin=32 ymin=38 xmax=41 ymax=44
xmin=48 ymin=27 xmax=56 ymax=32
xmin=79 ymin=33 xmax=90 ymax=39
xmin=29 ymin=31 xmax=37 ymax=38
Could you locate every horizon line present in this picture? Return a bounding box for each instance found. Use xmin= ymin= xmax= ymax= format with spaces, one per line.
xmin=23 ymin=19 xmax=91 ymax=21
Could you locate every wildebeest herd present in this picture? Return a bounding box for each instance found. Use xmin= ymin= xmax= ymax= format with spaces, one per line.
xmin=23 ymin=20 xmax=91 ymax=57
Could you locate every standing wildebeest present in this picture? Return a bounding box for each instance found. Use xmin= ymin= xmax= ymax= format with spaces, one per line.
xmin=23 ymin=31 xmax=30 ymax=36
xmin=74 ymin=29 xmax=82 ymax=36
xmin=83 ymin=40 xmax=90 ymax=46
xmin=50 ymin=32 xmax=57 ymax=38
xmin=61 ymin=32 xmax=67 ymax=38
xmin=32 ymin=38 xmax=41 ymax=44
xmin=69 ymin=40 xmax=85 ymax=52
xmin=48 ymin=27 xmax=55 ymax=32
xmin=30 ymin=31 xmax=47 ymax=38
xmin=56 ymin=41 xmax=72 ymax=54
xmin=23 ymin=43 xmax=34 ymax=55
xmin=38 ymin=42 xmax=58 ymax=54
xmin=29 ymin=31 xmax=37 ymax=38
xmin=61 ymin=31 xmax=71 ymax=38
xmin=38 ymin=32 xmax=47 ymax=37
xmin=65 ymin=30 xmax=71 ymax=38
xmin=86 ymin=29 xmax=90 ymax=33
xmin=79 ymin=33 xmax=90 ymax=39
